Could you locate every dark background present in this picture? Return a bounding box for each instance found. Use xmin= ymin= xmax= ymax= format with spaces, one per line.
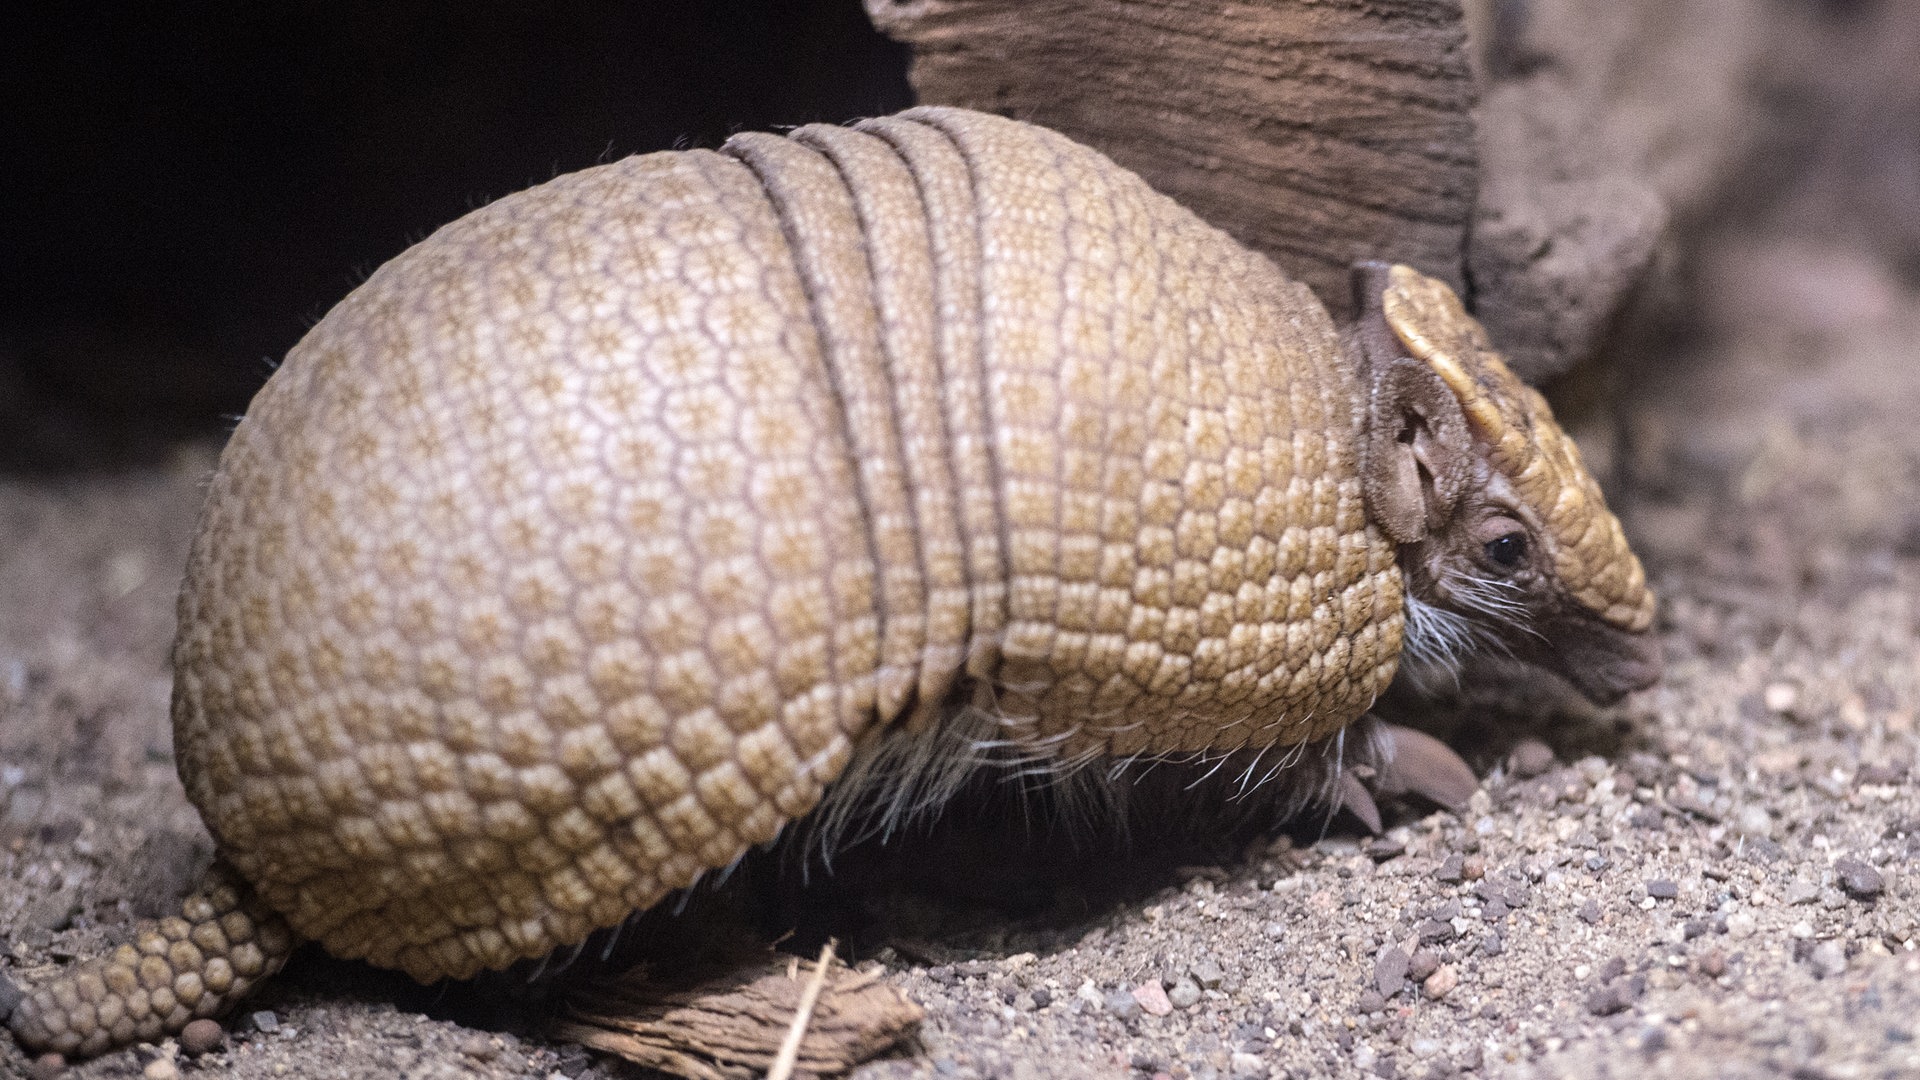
xmin=0 ymin=0 xmax=910 ymax=469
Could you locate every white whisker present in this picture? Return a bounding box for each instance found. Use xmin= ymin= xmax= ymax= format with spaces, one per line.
xmin=1443 ymin=572 xmax=1542 ymax=643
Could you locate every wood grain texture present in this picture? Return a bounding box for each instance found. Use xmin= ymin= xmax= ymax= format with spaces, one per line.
xmin=553 ymin=955 xmax=923 ymax=1080
xmin=871 ymin=0 xmax=1778 ymax=383
xmin=865 ymin=0 xmax=1478 ymax=323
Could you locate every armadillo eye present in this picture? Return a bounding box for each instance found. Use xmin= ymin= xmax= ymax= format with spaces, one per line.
xmin=1484 ymin=531 xmax=1528 ymax=570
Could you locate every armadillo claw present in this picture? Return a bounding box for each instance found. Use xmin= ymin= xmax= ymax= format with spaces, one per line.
xmin=1331 ymin=771 xmax=1385 ymax=835
xmin=7 ymin=861 xmax=296 ymax=1058
xmin=1371 ymin=723 xmax=1479 ymax=812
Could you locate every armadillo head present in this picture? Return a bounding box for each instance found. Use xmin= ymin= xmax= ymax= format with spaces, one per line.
xmin=1351 ymin=263 xmax=1659 ymax=704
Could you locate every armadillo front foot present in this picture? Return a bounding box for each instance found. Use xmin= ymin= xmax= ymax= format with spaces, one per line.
xmin=6 ymin=860 xmax=296 ymax=1059
xmin=1327 ymin=720 xmax=1480 ymax=834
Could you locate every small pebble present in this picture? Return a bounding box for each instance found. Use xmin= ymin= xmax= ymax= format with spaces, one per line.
xmin=142 ymin=1059 xmax=180 ymax=1080
xmin=1670 ymin=791 xmax=1721 ymax=823
xmin=1105 ymin=988 xmax=1143 ymax=1021
xmin=1435 ymin=854 xmax=1465 ymax=883
xmin=248 ymin=1010 xmax=281 ymax=1034
xmin=1355 ymin=989 xmax=1388 ymax=1014
xmin=1640 ymin=1024 xmax=1670 ymax=1054
xmin=1132 ymin=980 xmax=1173 ymax=1018
xmin=1374 ymin=946 xmax=1410 ymax=997
xmin=1191 ymin=958 xmax=1225 ymax=989
xmin=0 ymin=971 xmax=23 ymax=1020
xmin=459 ymin=1033 xmax=499 ymax=1061
xmin=1167 ymin=976 xmax=1202 ymax=1010
xmin=1698 ymin=949 xmax=1728 ymax=978
xmin=1809 ymin=940 xmax=1848 ymax=978
xmin=1422 ymin=965 xmax=1458 ymax=1000
xmin=28 ymin=1053 xmax=67 ymax=1080
xmin=1578 ymin=899 xmax=1603 ymax=925
xmin=1763 ymin=682 xmax=1799 ymax=713
xmin=1408 ymin=950 xmax=1440 ymax=982
xmin=1510 ymin=740 xmax=1555 ymax=778
xmin=1461 ymin=855 xmax=1487 ymax=881
xmin=1735 ymin=805 xmax=1773 ymax=838
xmin=1645 ymin=879 xmax=1679 ymax=900
xmin=1726 ymin=911 xmax=1757 ymax=938
xmin=1230 ymin=1051 xmax=1268 ymax=1077
xmin=1834 ymin=857 xmax=1885 ymax=899
xmin=1858 ymin=763 xmax=1903 ymax=785
xmin=1031 ymin=987 xmax=1052 ymax=1008
xmin=180 ymin=1018 xmax=225 ymax=1056
xmin=1365 ymin=838 xmax=1406 ymax=862
xmin=1785 ymin=881 xmax=1821 ymax=906
xmin=1409 ymin=1036 xmax=1442 ymax=1058
xmin=1585 ymin=982 xmax=1633 ymax=1016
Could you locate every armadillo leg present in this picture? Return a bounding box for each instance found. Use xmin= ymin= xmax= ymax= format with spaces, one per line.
xmin=7 ymin=859 xmax=296 ymax=1059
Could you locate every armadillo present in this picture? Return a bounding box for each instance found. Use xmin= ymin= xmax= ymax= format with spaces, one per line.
xmin=4 ymin=106 xmax=1658 ymax=1059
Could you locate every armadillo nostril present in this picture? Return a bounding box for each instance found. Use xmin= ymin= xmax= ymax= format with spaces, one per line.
xmin=1569 ymin=631 xmax=1663 ymax=704
xmin=1626 ymin=641 xmax=1663 ymax=692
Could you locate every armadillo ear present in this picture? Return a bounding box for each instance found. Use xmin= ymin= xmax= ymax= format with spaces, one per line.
xmin=1364 ymin=359 xmax=1471 ymax=544
xmin=1352 ymin=263 xmax=1470 ymax=544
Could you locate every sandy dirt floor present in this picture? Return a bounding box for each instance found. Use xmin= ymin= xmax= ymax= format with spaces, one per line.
xmin=6 ymin=174 xmax=1920 ymax=1080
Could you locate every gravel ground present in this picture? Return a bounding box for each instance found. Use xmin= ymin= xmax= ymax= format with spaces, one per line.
xmin=4 ymin=225 xmax=1919 ymax=1079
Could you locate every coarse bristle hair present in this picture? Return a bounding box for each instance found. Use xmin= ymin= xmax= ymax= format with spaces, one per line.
xmin=801 ymin=568 xmax=1533 ymax=869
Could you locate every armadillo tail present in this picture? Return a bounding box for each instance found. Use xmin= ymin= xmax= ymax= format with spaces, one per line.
xmin=6 ymin=859 xmax=297 ymax=1059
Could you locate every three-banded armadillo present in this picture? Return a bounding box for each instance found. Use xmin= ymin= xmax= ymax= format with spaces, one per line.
xmin=5 ymin=106 xmax=1658 ymax=1059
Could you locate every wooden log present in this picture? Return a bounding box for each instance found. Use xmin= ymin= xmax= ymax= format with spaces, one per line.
xmin=868 ymin=0 xmax=1772 ymax=383
xmin=865 ymin=0 xmax=1478 ymax=324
